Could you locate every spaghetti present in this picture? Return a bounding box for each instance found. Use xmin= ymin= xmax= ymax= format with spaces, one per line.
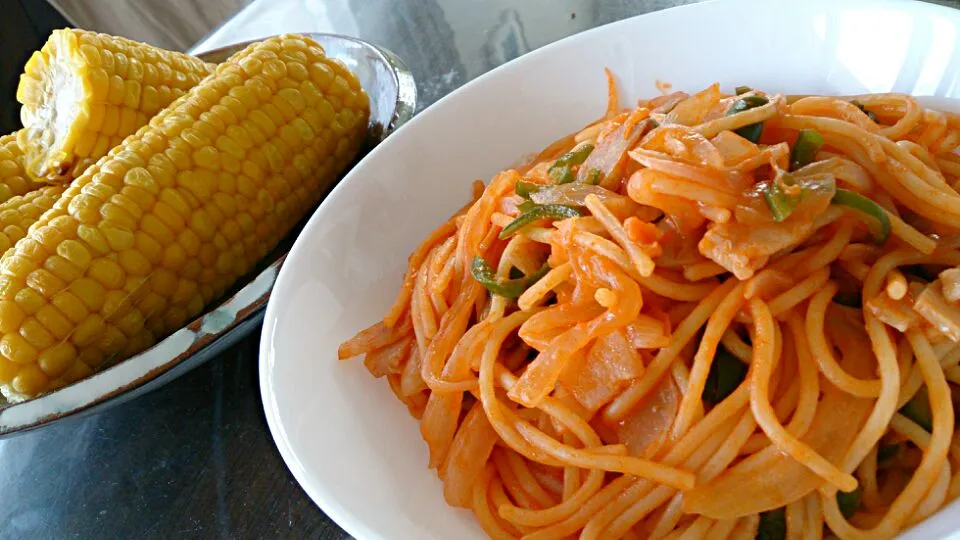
xmin=339 ymin=78 xmax=960 ymax=539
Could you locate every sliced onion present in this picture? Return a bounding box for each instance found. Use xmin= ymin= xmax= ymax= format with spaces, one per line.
xmin=582 ymin=118 xmax=650 ymax=189
xmin=532 ymin=183 xmax=628 ymax=207
xmin=613 ymin=375 xmax=680 ymax=459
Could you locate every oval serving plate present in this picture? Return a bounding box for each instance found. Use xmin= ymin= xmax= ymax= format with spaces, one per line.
xmin=0 ymin=33 xmax=416 ymax=437
xmin=258 ymin=1 xmax=960 ymax=539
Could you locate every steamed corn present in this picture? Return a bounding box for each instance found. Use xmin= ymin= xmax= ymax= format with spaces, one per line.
xmin=16 ymin=29 xmax=215 ymax=183
xmin=0 ymin=34 xmax=369 ymax=400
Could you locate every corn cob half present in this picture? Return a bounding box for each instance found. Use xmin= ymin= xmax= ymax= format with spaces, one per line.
xmin=0 ymin=132 xmax=41 ymax=204
xmin=0 ymin=34 xmax=370 ymax=400
xmin=16 ymin=29 xmax=215 ymax=183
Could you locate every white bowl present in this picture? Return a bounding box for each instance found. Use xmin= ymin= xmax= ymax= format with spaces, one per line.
xmin=259 ymin=0 xmax=960 ymax=538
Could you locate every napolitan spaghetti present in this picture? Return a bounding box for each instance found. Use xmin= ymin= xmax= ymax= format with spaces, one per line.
xmin=339 ymin=74 xmax=960 ymax=540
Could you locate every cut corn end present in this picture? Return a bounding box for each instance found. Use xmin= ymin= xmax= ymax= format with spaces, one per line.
xmin=17 ymin=28 xmax=215 ymax=184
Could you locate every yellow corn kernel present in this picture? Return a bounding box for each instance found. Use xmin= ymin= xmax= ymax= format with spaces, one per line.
xmin=25 ymin=268 xmax=66 ymax=297
xmin=2 ymin=255 xmax=39 ymax=280
xmin=15 ymin=287 xmax=46 ymax=315
xmin=35 ymin=304 xmax=73 ymax=340
xmin=98 ymin=326 xmax=127 ymax=356
xmin=88 ymin=258 xmax=125 ymax=289
xmin=44 ymin=255 xmax=83 ymax=282
xmin=0 ymin=34 xmax=369 ymax=399
xmin=101 ymin=290 xmax=131 ymax=320
xmin=0 ymin=357 xmax=19 ymax=383
xmin=0 ymin=132 xmax=41 ymax=204
xmin=71 ymin=315 xmax=105 ymax=348
xmin=116 ymin=309 xmax=145 ymax=337
xmin=61 ymin=359 xmax=92 ymax=383
xmin=51 ymin=291 xmax=88 ymax=323
xmin=19 ymin=317 xmax=55 ymax=350
xmin=12 ymin=364 xmax=48 ymax=395
xmin=17 ymin=29 xmax=215 ymax=183
xmin=0 ymin=186 xmax=68 ymax=252
xmin=70 ymin=277 xmax=106 ymax=312
xmin=1 ymin=333 xmax=38 ymax=364
xmin=100 ymin=224 xmax=135 ymax=250
xmin=38 ymin=342 xmax=77 ymax=378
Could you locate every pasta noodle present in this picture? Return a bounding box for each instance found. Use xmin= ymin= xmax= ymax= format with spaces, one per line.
xmin=339 ymin=79 xmax=960 ymax=539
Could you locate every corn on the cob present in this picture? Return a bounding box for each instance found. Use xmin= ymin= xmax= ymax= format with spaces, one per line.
xmin=0 ymin=132 xmax=41 ymax=203
xmin=16 ymin=29 xmax=215 ymax=183
xmin=0 ymin=34 xmax=370 ymax=400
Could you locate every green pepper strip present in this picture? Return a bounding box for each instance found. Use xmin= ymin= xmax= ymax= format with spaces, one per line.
xmin=877 ymin=442 xmax=901 ymax=463
xmin=499 ymin=204 xmax=583 ymax=239
xmin=549 ymin=144 xmax=595 ymax=184
xmin=469 ymin=257 xmax=550 ymax=299
xmin=515 ymin=180 xmax=541 ymax=199
xmin=702 ymin=346 xmax=748 ymax=405
xmin=763 ymin=173 xmax=803 ymax=222
xmin=735 ymin=85 xmax=752 ymax=95
xmin=757 ymin=508 xmax=786 ymax=540
xmin=837 ymin=486 xmax=863 ymax=519
xmin=851 ymin=99 xmax=878 ymax=122
xmin=517 ymin=200 xmax=538 ymax=213
xmin=790 ymin=129 xmax=825 ymax=171
xmin=899 ymin=387 xmax=933 ymax=432
xmin=832 ymin=292 xmax=862 ymax=308
xmin=583 ymin=169 xmax=602 ymax=185
xmin=831 ymin=189 xmax=891 ymax=245
xmin=726 ymin=95 xmax=769 ymax=143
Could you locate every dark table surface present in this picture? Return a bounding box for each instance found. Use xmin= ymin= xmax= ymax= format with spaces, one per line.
xmin=3 ymin=0 xmax=960 ymax=538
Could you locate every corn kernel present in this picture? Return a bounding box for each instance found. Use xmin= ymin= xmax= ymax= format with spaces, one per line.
xmin=62 ymin=359 xmax=93 ymax=383
xmin=120 ymin=186 xmax=155 ymax=212
xmin=0 ymin=301 xmax=26 ymax=333
xmin=116 ymin=309 xmax=145 ymax=337
xmin=37 ymin=342 xmax=77 ymax=378
xmin=2 ymin=255 xmax=39 ymax=279
xmin=102 ymin=199 xmax=139 ymax=226
xmin=57 ymin=239 xmax=93 ymax=270
xmin=119 ymin=250 xmax=151 ymax=276
xmin=51 ymin=291 xmax=89 ymax=323
xmin=15 ymin=287 xmax=46 ymax=315
xmin=88 ymin=258 xmax=125 ymax=289
xmin=98 ymin=326 xmax=127 ymax=356
xmin=26 ymin=268 xmax=67 ymax=297
xmin=1 ymin=333 xmax=38 ymax=364
xmin=20 ymin=317 xmax=55 ymax=350
xmin=71 ymin=315 xmax=106 ymax=348
xmin=100 ymin=224 xmax=135 ymax=251
xmin=101 ymin=290 xmax=131 ymax=319
xmin=36 ymin=304 xmax=73 ymax=340
xmin=134 ymin=232 xmax=162 ymax=264
xmin=77 ymin=346 xmax=105 ymax=369
xmin=140 ymin=214 xmax=174 ymax=244
xmin=12 ymin=364 xmax=48 ymax=395
xmin=77 ymin=224 xmax=111 ymax=254
xmin=0 ymin=357 xmax=19 ymax=383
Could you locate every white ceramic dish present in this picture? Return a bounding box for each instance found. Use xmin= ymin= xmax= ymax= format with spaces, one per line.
xmin=259 ymin=0 xmax=960 ymax=538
